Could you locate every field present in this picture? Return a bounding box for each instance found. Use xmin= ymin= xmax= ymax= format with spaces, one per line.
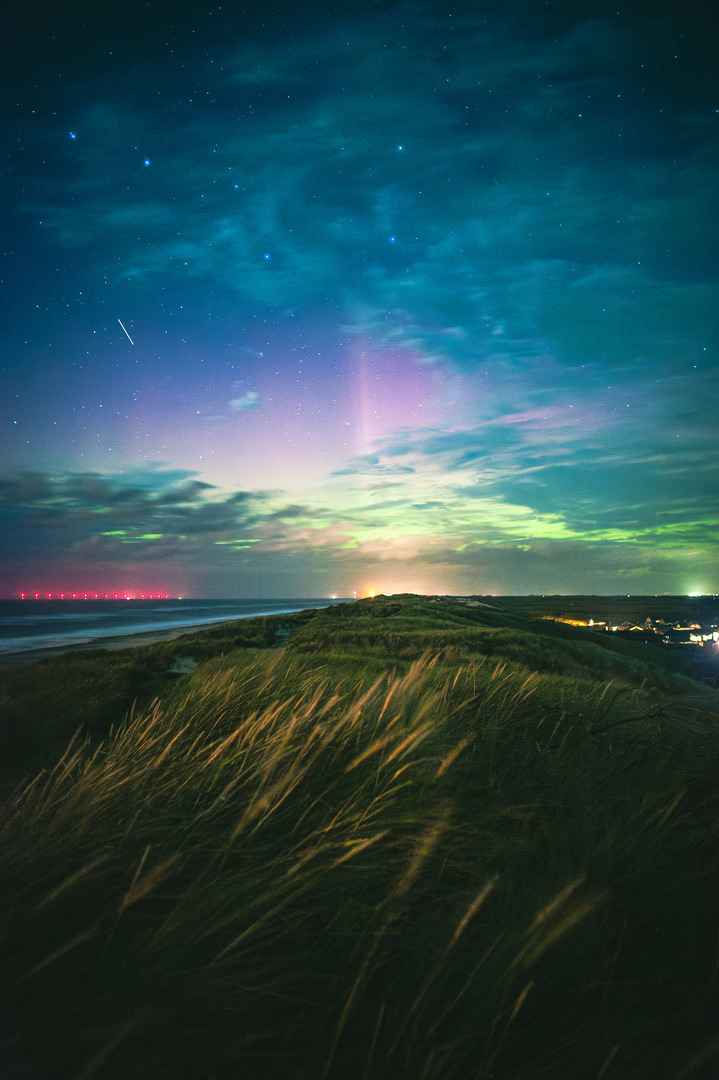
xmin=1 ymin=595 xmax=718 ymax=1079
xmin=474 ymin=593 xmax=719 ymax=628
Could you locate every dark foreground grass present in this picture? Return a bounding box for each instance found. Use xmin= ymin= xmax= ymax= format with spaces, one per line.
xmin=2 ymin=597 xmax=719 ymax=1079
xmin=0 ymin=609 xmax=316 ymax=789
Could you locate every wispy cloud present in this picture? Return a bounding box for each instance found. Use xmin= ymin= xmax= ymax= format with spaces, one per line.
xmin=230 ymin=391 xmax=260 ymax=411
xmin=19 ymin=8 xmax=716 ymax=371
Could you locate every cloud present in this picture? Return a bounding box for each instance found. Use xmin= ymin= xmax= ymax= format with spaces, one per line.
xmin=18 ymin=5 xmax=716 ymax=374
xmin=2 ymin=447 xmax=717 ymax=596
xmin=230 ymin=391 xmax=260 ymax=411
xmin=4 ymin=4 xmax=716 ymax=598
xmin=0 ymin=470 xmax=260 ymax=564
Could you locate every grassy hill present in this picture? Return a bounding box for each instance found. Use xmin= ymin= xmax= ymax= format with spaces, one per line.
xmin=1 ymin=596 xmax=718 ymax=1078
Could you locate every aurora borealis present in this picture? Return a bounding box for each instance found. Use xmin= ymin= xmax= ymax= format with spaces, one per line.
xmin=1 ymin=0 xmax=717 ymax=598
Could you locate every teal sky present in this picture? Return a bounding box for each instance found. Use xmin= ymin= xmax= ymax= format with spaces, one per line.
xmin=1 ymin=0 xmax=717 ymax=597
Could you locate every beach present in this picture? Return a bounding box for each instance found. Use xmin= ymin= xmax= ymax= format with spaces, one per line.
xmin=0 ymin=598 xmax=346 ymax=664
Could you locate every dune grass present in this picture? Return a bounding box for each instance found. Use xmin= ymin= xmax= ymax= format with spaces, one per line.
xmin=1 ymin=597 xmax=719 ymax=1078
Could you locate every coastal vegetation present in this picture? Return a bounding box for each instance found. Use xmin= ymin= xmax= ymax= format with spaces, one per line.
xmin=1 ymin=595 xmax=718 ymax=1078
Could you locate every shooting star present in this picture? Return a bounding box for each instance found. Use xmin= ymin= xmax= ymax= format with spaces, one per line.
xmin=118 ymin=318 xmax=134 ymax=345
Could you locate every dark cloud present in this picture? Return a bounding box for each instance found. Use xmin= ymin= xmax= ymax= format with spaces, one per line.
xmin=0 ymin=470 xmax=258 ymax=563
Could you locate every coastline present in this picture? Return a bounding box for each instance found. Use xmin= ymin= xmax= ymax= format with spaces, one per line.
xmin=0 ymin=602 xmax=341 ymax=667
xmin=0 ymin=621 xmax=231 ymax=666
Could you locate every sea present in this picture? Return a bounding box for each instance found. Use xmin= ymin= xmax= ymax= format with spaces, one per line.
xmin=0 ymin=598 xmax=348 ymax=661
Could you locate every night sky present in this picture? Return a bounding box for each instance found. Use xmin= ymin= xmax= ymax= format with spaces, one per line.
xmin=1 ymin=0 xmax=717 ymax=598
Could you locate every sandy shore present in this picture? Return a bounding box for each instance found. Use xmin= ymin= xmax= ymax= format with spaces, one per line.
xmin=0 ymin=617 xmax=266 ymax=667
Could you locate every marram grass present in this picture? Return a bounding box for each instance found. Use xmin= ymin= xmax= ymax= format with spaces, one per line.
xmin=2 ymin=626 xmax=719 ymax=1078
